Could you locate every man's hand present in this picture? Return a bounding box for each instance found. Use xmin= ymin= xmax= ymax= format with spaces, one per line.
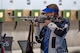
xmin=35 ymin=36 xmax=41 ymax=43
xmin=44 ymin=20 xmax=51 ymax=26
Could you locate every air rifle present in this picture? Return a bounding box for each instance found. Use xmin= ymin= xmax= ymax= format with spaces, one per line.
xmin=17 ymin=16 xmax=56 ymax=23
xmin=9 ymin=15 xmax=63 ymax=23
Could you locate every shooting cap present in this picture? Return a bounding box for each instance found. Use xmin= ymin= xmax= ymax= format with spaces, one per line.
xmin=42 ymin=8 xmax=59 ymax=13
xmin=42 ymin=4 xmax=59 ymax=14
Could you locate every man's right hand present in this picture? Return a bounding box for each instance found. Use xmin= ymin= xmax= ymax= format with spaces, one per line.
xmin=44 ymin=19 xmax=52 ymax=26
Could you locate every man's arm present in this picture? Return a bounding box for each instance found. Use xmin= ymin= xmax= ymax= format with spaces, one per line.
xmin=47 ymin=19 xmax=70 ymax=37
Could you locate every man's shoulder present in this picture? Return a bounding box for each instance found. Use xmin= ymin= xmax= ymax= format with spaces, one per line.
xmin=58 ymin=17 xmax=70 ymax=24
xmin=61 ymin=17 xmax=69 ymax=22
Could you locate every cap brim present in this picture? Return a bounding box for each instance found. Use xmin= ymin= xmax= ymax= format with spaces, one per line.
xmin=41 ymin=12 xmax=46 ymax=15
xmin=42 ymin=8 xmax=59 ymax=14
xmin=42 ymin=8 xmax=53 ymax=13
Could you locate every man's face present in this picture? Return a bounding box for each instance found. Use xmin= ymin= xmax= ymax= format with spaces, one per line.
xmin=43 ymin=12 xmax=58 ymax=18
xmin=44 ymin=12 xmax=55 ymax=16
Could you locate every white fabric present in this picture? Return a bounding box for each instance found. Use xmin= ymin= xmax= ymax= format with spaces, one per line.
xmin=48 ymin=22 xmax=67 ymax=53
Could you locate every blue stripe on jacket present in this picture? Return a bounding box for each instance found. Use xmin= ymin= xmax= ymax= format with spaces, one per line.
xmin=43 ymin=26 xmax=51 ymax=53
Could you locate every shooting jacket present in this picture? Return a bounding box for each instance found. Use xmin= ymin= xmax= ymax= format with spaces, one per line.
xmin=35 ymin=17 xmax=70 ymax=53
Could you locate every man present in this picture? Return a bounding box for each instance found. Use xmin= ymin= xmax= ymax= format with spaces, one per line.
xmin=35 ymin=4 xmax=70 ymax=53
